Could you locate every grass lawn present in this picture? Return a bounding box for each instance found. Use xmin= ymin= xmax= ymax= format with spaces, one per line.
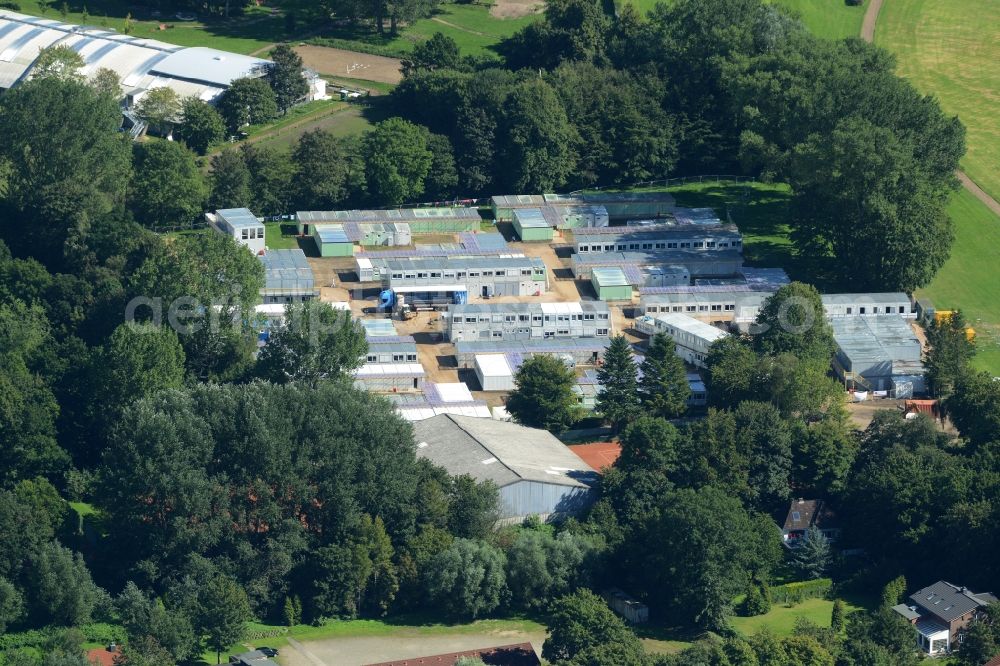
xmin=265 ymin=222 xmax=302 ymax=250
xmin=915 ymin=189 xmax=1000 ymax=376
xmin=197 ymin=615 xmax=545 ymax=663
xmin=875 ymin=0 xmax=1000 ymax=204
xmin=730 ymin=596 xmax=864 ymax=636
xmin=310 ymin=4 xmax=539 ymax=58
xmin=618 ymin=0 xmax=867 ymax=38
xmin=660 ymin=180 xmax=800 ymax=275
xmin=771 ymin=0 xmax=869 ymax=40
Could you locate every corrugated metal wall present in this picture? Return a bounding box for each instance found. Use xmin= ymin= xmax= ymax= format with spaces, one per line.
xmin=499 ymin=480 xmax=593 ymax=522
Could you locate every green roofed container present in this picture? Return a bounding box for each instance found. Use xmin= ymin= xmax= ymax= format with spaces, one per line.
xmin=512 ymin=208 xmax=554 ymax=242
xmin=591 ymin=267 xmax=633 ymax=301
xmin=313 ymin=225 xmax=354 ymax=257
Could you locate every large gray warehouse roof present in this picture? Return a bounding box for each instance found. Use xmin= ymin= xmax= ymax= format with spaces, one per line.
xmin=413 ymin=414 xmax=597 ymax=489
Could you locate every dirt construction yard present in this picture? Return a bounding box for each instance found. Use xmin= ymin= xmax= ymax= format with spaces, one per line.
xmin=293 ymin=45 xmax=403 ymax=84
xmin=280 ymin=629 xmax=546 ymax=666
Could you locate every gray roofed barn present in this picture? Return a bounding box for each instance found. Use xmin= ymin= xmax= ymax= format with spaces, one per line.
xmin=413 ymin=414 xmax=598 ymax=524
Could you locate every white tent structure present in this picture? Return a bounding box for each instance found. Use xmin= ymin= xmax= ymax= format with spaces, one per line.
xmin=0 ymin=10 xmax=325 ymax=106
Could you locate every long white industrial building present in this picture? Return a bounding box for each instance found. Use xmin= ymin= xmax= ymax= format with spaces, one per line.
xmin=0 ymin=10 xmax=325 ymax=105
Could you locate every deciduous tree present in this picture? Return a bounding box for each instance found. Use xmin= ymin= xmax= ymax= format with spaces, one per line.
xmin=128 ymin=141 xmax=207 ymax=231
xmin=217 ymin=77 xmax=278 ymax=134
xmin=266 ymin=44 xmax=309 ymax=113
xmin=362 ymin=118 xmax=432 ymax=205
xmin=177 ymin=98 xmax=226 ymax=155
xmin=196 ymin=577 xmax=250 ymax=664
xmin=423 ymin=539 xmax=506 ymax=619
xmin=506 ymin=355 xmax=581 ymax=433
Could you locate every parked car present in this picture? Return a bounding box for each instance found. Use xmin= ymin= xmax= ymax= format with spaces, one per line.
xmin=258 ymin=648 xmax=279 ymax=658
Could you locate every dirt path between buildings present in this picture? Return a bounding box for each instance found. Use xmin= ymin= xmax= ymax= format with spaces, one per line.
xmin=861 ymin=0 xmax=1000 ymax=216
xmin=430 ymin=16 xmax=486 ymax=35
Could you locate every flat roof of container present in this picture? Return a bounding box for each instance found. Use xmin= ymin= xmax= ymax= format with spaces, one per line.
xmin=653 ymin=313 xmax=729 ymax=341
xmin=475 ymin=354 xmax=513 ymax=378
xmin=314 ymin=225 xmax=351 ymax=243
xmin=450 ymin=302 xmax=608 ymax=315
xmin=361 ymin=319 xmax=397 ymax=337
xmin=832 ymin=316 xmax=922 ymax=365
xmin=574 ymin=225 xmax=739 ymax=243
xmin=512 ymin=208 xmax=550 ymax=228
xmin=821 ymin=292 xmax=911 ymax=305
xmin=259 ymin=249 xmax=315 ymax=292
xmin=456 ymin=338 xmax=611 ymax=354
xmin=573 ymin=249 xmax=743 ymax=266
xmin=216 ymin=208 xmax=260 ymax=229
xmin=382 ymin=256 xmax=545 ymax=270
xmin=592 ymin=267 xmax=631 ymax=287
xmin=298 ymin=207 xmax=480 ymax=223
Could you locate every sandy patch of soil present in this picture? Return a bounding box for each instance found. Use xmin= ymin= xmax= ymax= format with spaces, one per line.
xmin=293 ymin=45 xmax=403 ymax=84
xmin=489 ymin=0 xmax=545 ymax=19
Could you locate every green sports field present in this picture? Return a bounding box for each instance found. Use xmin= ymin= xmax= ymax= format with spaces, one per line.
xmin=875 ymin=0 xmax=1000 ymax=205
xmin=915 ymin=190 xmax=1000 ymax=375
xmin=772 ymin=0 xmax=869 ymax=40
xmin=308 ymin=4 xmax=539 ymax=59
xmin=872 ymin=0 xmax=1000 ymax=375
xmin=619 ymin=0 xmax=868 ymax=39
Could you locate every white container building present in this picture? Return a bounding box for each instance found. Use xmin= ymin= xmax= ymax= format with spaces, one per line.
xmin=475 ymin=354 xmax=515 ymax=391
xmin=446 ymin=302 xmax=612 ymax=342
xmin=635 ymin=313 xmax=729 ymax=368
xmin=210 ymin=208 xmax=265 ymax=255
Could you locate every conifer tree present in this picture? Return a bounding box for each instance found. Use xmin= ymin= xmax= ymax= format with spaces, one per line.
xmin=639 ymin=332 xmax=690 ymax=418
xmin=596 ymin=335 xmax=639 ymax=431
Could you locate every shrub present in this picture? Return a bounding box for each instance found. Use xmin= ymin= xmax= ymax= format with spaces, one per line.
xmin=743 ymin=582 xmax=771 ymax=616
xmin=770 ymin=578 xmax=832 ymax=604
xmin=0 ymin=1 xmax=21 ymax=9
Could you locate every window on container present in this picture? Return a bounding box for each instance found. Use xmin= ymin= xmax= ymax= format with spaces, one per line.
xmin=492 ymin=314 xmax=503 ymax=323
xmin=521 ymin=269 xmax=532 ymax=276
xmin=686 ymin=306 xmax=696 ymax=312
xmin=655 ymin=243 xmax=665 ymax=249
xmin=505 ymin=315 xmax=516 ymax=322
xmin=598 ymin=313 xmax=609 ymax=320
xmin=417 ymin=272 xmax=428 ymax=278
xmin=681 ymin=242 xmax=691 ymax=248
xmin=532 ymin=316 xmax=542 ymax=324
xmin=859 ymin=307 xmax=866 ymax=314
xmin=584 ymin=314 xmax=595 ymax=320
xmin=557 ymin=329 xmax=569 ymax=335
xmin=597 ymin=328 xmax=608 ymax=336
xmin=699 ymin=305 xmax=708 ymax=311
xmin=492 ymin=331 xmax=503 ymax=338
xmin=483 ymin=271 xmax=494 ymax=277
xmin=469 ymin=271 xmax=480 ymax=277
xmin=642 ymin=243 xmax=652 ymax=250
xmin=405 ymin=272 xmax=416 ymax=279
xmin=605 ymin=245 xmax=614 ymax=251
xmin=444 ymin=271 xmax=455 ymax=279
xmin=465 ymin=317 xmax=476 ymax=323
xmin=366 ymin=355 xmax=377 ymax=363
xmin=406 ymin=354 xmax=417 ymax=361
xmin=519 ymin=315 xmax=529 ymax=322
xmin=242 ymin=229 xmax=249 ymax=239
xmin=393 ymin=354 xmax=405 ymax=362
xmin=457 ymin=271 xmax=467 ymax=278
xmin=725 ymin=304 xmax=734 ymax=311
xmin=711 ymin=305 xmax=721 ymax=311
xmin=707 ymin=241 xmax=716 ymax=248
xmin=668 ymin=242 xmax=678 ymax=248
xmin=430 ymin=272 xmax=441 ymax=278
xmin=392 ymin=273 xmax=403 ymax=279
xmin=495 ymin=270 xmax=506 ymax=277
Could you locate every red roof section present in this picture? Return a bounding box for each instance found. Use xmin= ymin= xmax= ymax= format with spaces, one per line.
xmin=363 ymin=643 xmax=540 ymax=666
xmin=568 ymin=442 xmax=621 ymax=472
xmin=982 ymin=654 xmax=1000 ymax=666
xmin=86 ymin=648 xmax=117 ymax=666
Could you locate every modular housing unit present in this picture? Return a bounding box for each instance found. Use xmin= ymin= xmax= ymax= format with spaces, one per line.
xmin=687 ymin=373 xmax=708 ymax=407
xmin=512 ymin=208 xmax=555 ymax=242
xmin=491 ymin=192 xmax=671 ymax=223
xmin=354 ymin=334 xmax=424 ymax=392
xmin=454 ymin=338 xmax=611 ymax=368
xmin=572 ymin=224 xmax=742 ymax=254
xmin=821 ymin=293 xmax=914 ymax=319
xmin=312 ymin=224 xmax=354 ymax=257
xmin=572 ymin=249 xmax=744 ymax=281
xmin=831 ymin=316 xmax=925 ymax=393
xmin=380 ymin=256 xmax=548 ymax=298
xmin=634 ymin=313 xmax=729 ymax=368
xmin=296 ymin=207 xmax=480 ymax=235
xmin=641 ymin=265 xmax=691 ymax=288
xmin=475 ymin=354 xmax=515 ymax=391
xmin=258 ymin=249 xmax=319 ymax=303
xmin=446 ymin=302 xmax=612 ymax=342
xmin=211 ymin=208 xmax=265 ymax=255
xmin=390 ymin=383 xmax=492 ymax=421
xmin=591 ymin=267 xmax=634 ymax=301
xmin=413 ymin=414 xmax=598 ymax=524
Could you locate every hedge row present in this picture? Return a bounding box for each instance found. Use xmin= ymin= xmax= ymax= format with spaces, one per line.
xmin=306 ymin=37 xmax=411 ymax=60
xmin=0 ymin=623 xmax=125 ymax=650
xmin=770 ymin=578 xmax=832 ymax=604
